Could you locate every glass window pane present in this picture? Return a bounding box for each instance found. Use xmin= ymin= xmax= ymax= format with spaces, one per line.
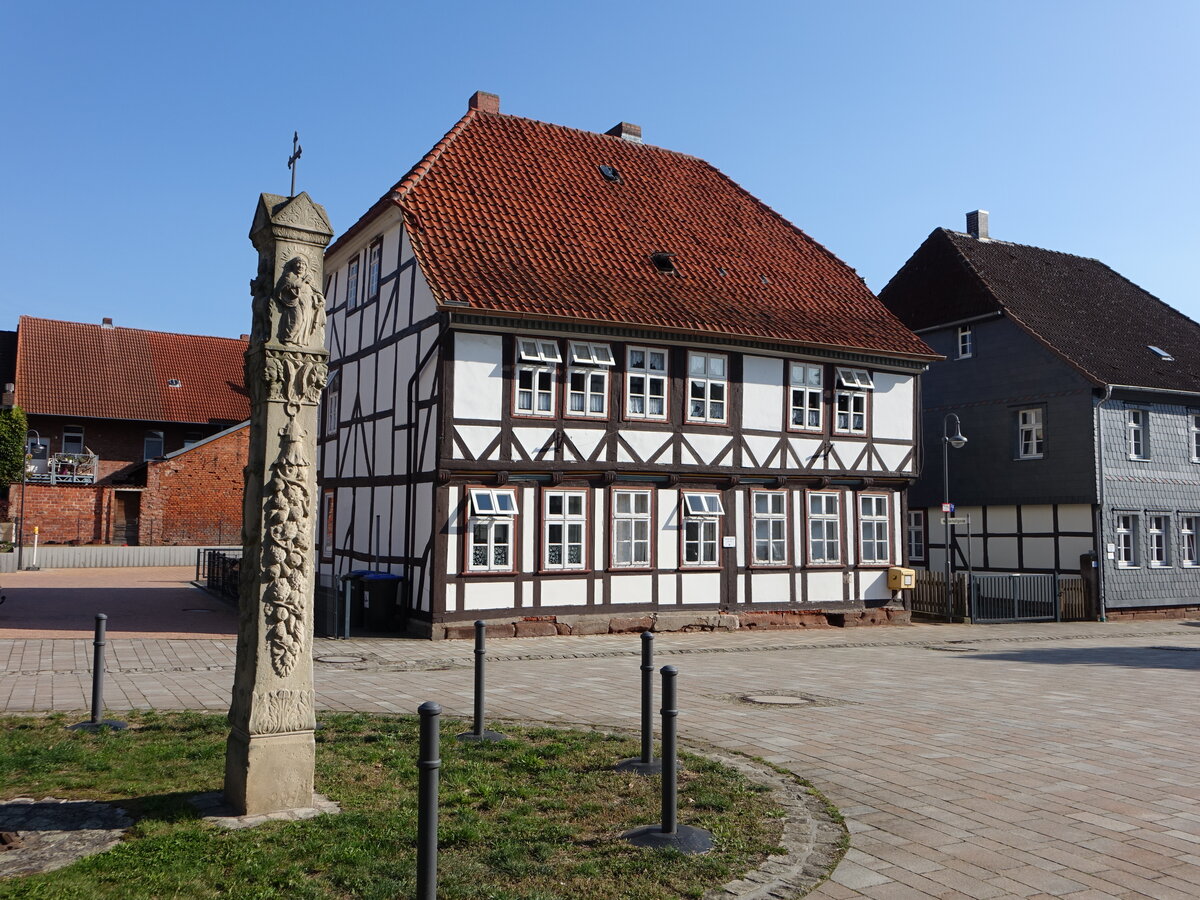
xmin=567 ymin=495 xmax=583 ymax=516
xmin=709 ymin=356 xmax=725 ymax=377
xmin=649 ymin=352 xmax=665 ymax=371
xmin=630 ymin=349 xmax=645 ymax=369
xmin=690 ymin=354 xmax=706 ymax=376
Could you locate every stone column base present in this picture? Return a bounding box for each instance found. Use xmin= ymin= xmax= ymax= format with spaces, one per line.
xmin=223 ymin=730 xmax=316 ymax=816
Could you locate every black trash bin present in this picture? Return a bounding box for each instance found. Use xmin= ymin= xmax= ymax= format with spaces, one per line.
xmin=361 ymin=572 xmax=402 ymax=631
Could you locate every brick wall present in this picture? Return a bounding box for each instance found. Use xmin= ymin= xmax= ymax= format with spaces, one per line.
xmin=5 ymin=484 xmax=109 ymax=544
xmin=140 ymin=425 xmax=248 ymax=545
xmin=5 ymin=425 xmax=248 ymax=546
xmin=26 ymin=415 xmax=240 ymax=482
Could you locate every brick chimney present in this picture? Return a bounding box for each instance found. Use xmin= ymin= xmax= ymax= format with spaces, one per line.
xmin=605 ymin=122 xmax=643 ymax=143
xmin=468 ymin=91 xmax=500 ymax=114
xmin=966 ymin=210 xmax=989 ymax=240
xmin=101 ymin=317 xmax=114 ymax=329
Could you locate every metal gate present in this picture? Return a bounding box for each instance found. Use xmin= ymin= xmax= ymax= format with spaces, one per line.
xmin=970 ymin=574 xmax=1059 ymax=623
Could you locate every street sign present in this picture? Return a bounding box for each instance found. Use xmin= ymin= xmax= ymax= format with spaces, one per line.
xmin=940 ymin=517 xmax=969 ymax=525
xmin=941 ymin=502 xmax=954 ymax=513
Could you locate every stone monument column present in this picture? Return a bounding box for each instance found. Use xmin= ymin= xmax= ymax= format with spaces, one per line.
xmin=224 ymin=192 xmax=333 ymax=816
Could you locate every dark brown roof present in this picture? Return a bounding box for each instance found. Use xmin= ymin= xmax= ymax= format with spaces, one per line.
xmin=879 ymin=229 xmax=1200 ymax=392
xmin=331 ymin=105 xmax=934 ymax=360
xmin=14 ymin=316 xmax=249 ymax=423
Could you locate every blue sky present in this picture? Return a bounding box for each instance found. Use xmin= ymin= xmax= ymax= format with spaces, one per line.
xmin=3 ymin=1 xmax=1196 ymax=338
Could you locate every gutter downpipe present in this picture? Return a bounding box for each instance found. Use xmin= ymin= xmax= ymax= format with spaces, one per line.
xmin=1095 ymin=385 xmax=1114 ymax=622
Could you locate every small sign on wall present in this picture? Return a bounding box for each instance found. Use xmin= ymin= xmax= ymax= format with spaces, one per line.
xmin=722 ymin=536 xmax=736 ymax=548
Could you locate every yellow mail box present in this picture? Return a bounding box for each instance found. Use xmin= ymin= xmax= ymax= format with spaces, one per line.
xmin=887 ymin=566 xmax=916 ymax=590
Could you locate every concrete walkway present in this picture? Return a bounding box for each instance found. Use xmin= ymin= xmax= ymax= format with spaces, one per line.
xmin=2 ymin=567 xmax=1199 ymax=898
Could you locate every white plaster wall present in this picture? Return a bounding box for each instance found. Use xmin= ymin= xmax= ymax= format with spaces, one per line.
xmin=541 ymin=579 xmax=588 ymax=607
xmin=657 ymin=573 xmax=677 ymax=605
xmin=1059 ymin=505 xmax=1094 ymax=533
xmin=445 ymin=486 xmax=460 ymax=575
xmin=742 ymin=355 xmax=783 ymax=432
xmin=1059 ymin=536 xmax=1095 ymax=569
xmin=453 ymin=333 xmax=503 ymax=421
xmin=592 ymin=488 xmax=606 ymax=572
xmin=988 ymin=506 xmax=1018 ymax=532
xmin=513 ymin=427 xmax=555 ymax=458
xmin=455 ymin=425 xmax=497 ymax=460
xmin=658 ymin=489 xmax=679 ymax=566
xmin=988 ymin=537 xmax=1019 ymax=570
xmin=861 ymin=571 xmax=890 ymax=601
xmin=610 ymin=574 xmax=653 ymax=603
xmin=411 ymin=265 xmax=439 ymax=318
xmin=806 ymin=570 xmax=843 ymax=604
xmin=683 ymin=432 xmax=733 ymax=466
xmin=733 ymin=491 xmax=745 ymax=567
xmin=680 ymin=572 xmax=720 ymax=604
xmin=463 ymin=581 xmax=517 ymax=610
xmin=872 ymin=373 xmax=914 ymax=442
xmin=624 ymin=430 xmax=672 ymax=464
xmin=790 ymin=436 xmax=824 ymax=469
xmin=750 ymin=571 xmax=789 ymax=604
xmin=876 ymin=443 xmax=911 ymax=473
xmin=521 ymin=485 xmax=536 ymax=572
xmin=1022 ymin=505 xmax=1054 ymax=532
xmin=1023 ymin=537 xmax=1056 ymax=569
xmin=743 ymin=434 xmax=778 ymax=468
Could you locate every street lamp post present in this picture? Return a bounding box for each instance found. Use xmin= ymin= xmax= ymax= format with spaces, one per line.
xmin=942 ymin=414 xmax=967 ymax=620
xmin=17 ymin=430 xmax=41 ymax=572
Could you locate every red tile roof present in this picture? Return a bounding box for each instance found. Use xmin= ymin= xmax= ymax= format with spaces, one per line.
xmin=331 ymin=106 xmax=935 ymax=360
xmin=14 ymin=316 xmax=249 ymax=423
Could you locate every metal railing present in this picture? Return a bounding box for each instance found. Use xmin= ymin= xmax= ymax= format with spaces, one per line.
xmin=970 ymin=573 xmax=1059 ymax=624
xmin=198 ymin=548 xmax=243 ymax=602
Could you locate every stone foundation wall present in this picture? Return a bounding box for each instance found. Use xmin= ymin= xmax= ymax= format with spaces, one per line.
xmin=435 ymin=607 xmax=911 ymax=640
xmin=1103 ymin=605 xmax=1200 ymax=621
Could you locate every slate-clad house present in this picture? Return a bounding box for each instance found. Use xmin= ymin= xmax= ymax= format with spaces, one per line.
xmin=317 ymin=91 xmax=938 ymax=637
xmin=879 ymin=212 xmax=1200 ymax=617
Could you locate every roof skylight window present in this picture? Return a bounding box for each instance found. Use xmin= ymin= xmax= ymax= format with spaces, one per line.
xmin=598 ymin=164 xmax=622 ymax=183
xmin=1149 ymin=345 xmax=1175 ymax=361
xmin=167 ymin=378 xmax=182 ymax=388
xmin=651 ymin=252 xmax=677 ymax=275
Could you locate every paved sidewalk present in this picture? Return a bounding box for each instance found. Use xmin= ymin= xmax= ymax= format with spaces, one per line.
xmin=2 ymin=567 xmax=1199 ymax=898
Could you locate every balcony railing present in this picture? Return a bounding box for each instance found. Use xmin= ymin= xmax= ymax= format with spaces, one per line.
xmin=26 ymin=453 xmax=100 ymax=485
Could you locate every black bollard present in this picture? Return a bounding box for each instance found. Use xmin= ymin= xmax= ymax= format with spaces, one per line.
xmin=68 ymin=614 xmax=127 ymax=732
xmin=615 ymin=631 xmax=661 ymax=774
xmin=457 ymin=620 xmax=506 ymax=742
xmin=622 ymin=665 xmax=713 ymax=853
xmin=416 ymin=701 xmax=441 ymax=900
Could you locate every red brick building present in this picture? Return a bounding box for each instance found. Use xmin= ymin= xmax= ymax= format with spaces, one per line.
xmin=3 ymin=316 xmax=250 ymax=545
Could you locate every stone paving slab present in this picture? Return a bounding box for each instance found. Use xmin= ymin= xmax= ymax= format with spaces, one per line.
xmin=1 ymin=567 xmax=1198 ymax=897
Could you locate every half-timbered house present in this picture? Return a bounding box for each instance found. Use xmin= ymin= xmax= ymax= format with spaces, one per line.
xmin=317 ymin=92 xmax=938 ymax=637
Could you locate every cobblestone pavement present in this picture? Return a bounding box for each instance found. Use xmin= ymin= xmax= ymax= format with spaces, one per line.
xmin=2 ymin=568 xmax=1199 ymax=898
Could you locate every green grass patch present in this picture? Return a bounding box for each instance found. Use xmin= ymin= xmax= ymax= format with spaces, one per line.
xmin=0 ymin=712 xmax=786 ymax=899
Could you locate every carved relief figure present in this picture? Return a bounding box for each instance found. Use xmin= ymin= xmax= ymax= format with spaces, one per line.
xmin=274 ymin=255 xmax=326 ymax=346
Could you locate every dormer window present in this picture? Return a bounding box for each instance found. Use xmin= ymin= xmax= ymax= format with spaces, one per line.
xmin=651 ymin=252 xmax=677 ymax=275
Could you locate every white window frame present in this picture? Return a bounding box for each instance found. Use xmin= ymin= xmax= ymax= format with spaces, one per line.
xmin=906 ymin=509 xmax=926 ymax=562
xmin=515 ymin=367 xmax=555 ymax=417
xmin=1191 ymin=414 xmax=1200 ymax=462
xmin=625 ymin=346 xmax=668 ymax=420
xmin=1127 ymin=409 xmax=1148 ymax=459
xmin=859 ymin=494 xmax=891 ymax=566
xmin=566 ymin=342 xmax=612 ymax=419
xmin=687 ymin=351 xmax=728 ymax=425
xmin=518 ymin=338 xmax=563 ymax=364
xmin=789 ymin=363 xmax=823 ymax=432
xmin=1148 ymin=514 xmax=1170 ymax=567
xmin=1115 ymin=514 xmax=1138 ymax=568
xmin=466 ymin=488 xmax=518 ymax=573
xmin=834 ymin=390 xmax=867 ymax=435
xmin=144 ymin=430 xmax=165 ymax=461
xmin=543 ymin=490 xmax=587 ymax=570
xmin=957 ymin=326 xmax=974 ymax=359
xmin=611 ymin=489 xmax=652 ymax=568
xmin=807 ymin=492 xmax=841 ymax=565
xmin=681 ymin=491 xmax=723 ymax=568
xmin=1018 ymin=408 xmax=1044 ymax=459
xmin=468 ymin=488 xmax=518 ymax=516
xmin=367 ymin=239 xmax=382 ymax=300
xmin=568 ymin=341 xmax=615 ymax=366
xmin=751 ymin=491 xmax=788 ymax=566
xmin=62 ymin=424 xmax=84 ymax=455
xmin=835 ymin=368 xmax=874 ymax=390
xmin=325 ymin=386 xmax=339 ymax=436
xmin=346 ymin=255 xmax=360 ymax=309
xmin=1181 ymin=516 xmax=1199 ymax=566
